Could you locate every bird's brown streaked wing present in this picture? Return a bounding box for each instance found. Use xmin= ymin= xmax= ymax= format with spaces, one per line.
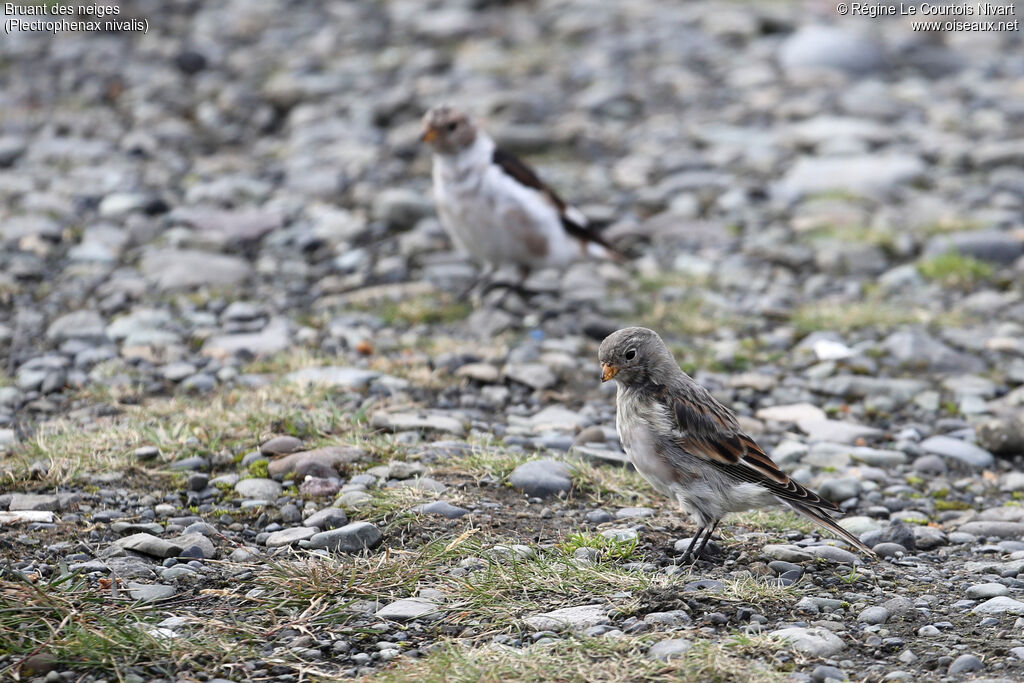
xmin=662 ymin=385 xmax=840 ymax=512
xmin=491 ymin=147 xmax=618 ymax=251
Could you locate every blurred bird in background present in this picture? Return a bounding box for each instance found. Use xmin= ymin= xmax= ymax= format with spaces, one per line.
xmin=421 ymin=105 xmax=619 ymax=298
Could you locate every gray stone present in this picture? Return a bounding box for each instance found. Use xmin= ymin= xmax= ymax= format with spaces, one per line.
xmin=615 ymin=507 xmax=655 ymax=519
xmin=971 ymin=596 xmax=1024 ymax=615
xmin=882 ymin=330 xmax=984 ymax=373
xmin=647 ymin=639 xmax=693 ymax=661
xmin=763 ymin=544 xmax=812 ymax=563
xmin=797 ymin=419 xmax=882 ymax=444
xmin=115 ymin=533 xmax=183 ymax=559
xmin=372 ymin=188 xmax=434 ymax=230
xmin=770 ymin=627 xmax=846 ymax=657
xmin=140 ymin=249 xmax=250 ymax=291
xmin=755 ymin=403 xmax=826 ymax=424
xmin=503 ymin=362 xmax=558 ymax=390
xmin=265 ymin=527 xmax=318 ymax=548
xmin=811 ymin=665 xmax=847 ymax=682
xmin=523 ymin=604 xmax=609 ymax=631
xmin=303 ymin=507 xmax=349 ymax=530
xmin=920 ymin=436 xmax=994 ymax=468
xmin=925 ymin=230 xmax=1024 ymax=265
xmin=857 ymin=606 xmax=890 ymax=624
xmin=126 ymin=583 xmax=177 ymax=602
xmin=947 ymin=654 xmax=983 ymax=675
xmin=171 ymin=532 xmax=216 ymax=559
xmin=966 ymin=583 xmax=1009 ymax=599
xmin=261 ymin=436 xmax=304 ymax=456
xmin=370 ymin=411 xmax=465 ymax=435
xmin=509 ymin=459 xmax=573 ymax=498
xmin=286 ymin=366 xmax=381 ymax=389
xmin=234 ymin=478 xmax=282 ymax=500
xmin=411 ymin=501 xmax=470 ymax=519
xmin=375 ymin=597 xmax=440 ymax=621
xmin=778 ymin=25 xmax=887 ymax=75
xmin=46 ymin=310 xmax=107 ymax=342
xmin=776 ymin=154 xmax=923 ymax=202
xmin=268 ymin=446 xmax=364 ymax=478
xmin=308 ymin=521 xmax=383 ymax=553
xmin=9 ymin=494 xmax=59 ymax=512
xmin=806 ymin=545 xmax=860 ymax=564
xmin=202 ymin=318 xmax=290 ymax=359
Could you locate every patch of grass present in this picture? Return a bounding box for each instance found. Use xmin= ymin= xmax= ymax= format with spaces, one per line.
xmin=1 ymin=379 xmax=363 ymax=488
xmin=634 ymin=291 xmax=731 ymax=338
xmin=569 ymin=458 xmax=655 ymax=507
xmin=0 ymin=568 xmax=257 ymax=679
xmin=718 ymin=577 xmax=799 ymax=607
xmin=366 ymin=633 xmax=789 ymax=683
xmin=934 ymin=499 xmax=972 ymax=511
xmin=917 ymin=218 xmax=985 ymax=237
xmin=254 ymin=532 xmax=667 ymax=634
xmin=727 ymin=509 xmax=815 ymax=536
xmin=559 ymin=531 xmax=641 ymax=562
xmin=790 ymin=299 xmax=965 ymax=335
xmin=246 ymin=459 xmax=269 ymax=479
xmin=340 ymin=486 xmax=429 ymax=529
xmin=799 ymin=224 xmax=896 ymax=252
xmin=442 ymin=444 xmax=530 ymax=484
xmin=918 ymin=250 xmax=994 ymax=289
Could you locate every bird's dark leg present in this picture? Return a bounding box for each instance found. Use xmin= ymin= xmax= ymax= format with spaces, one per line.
xmin=692 ymin=520 xmax=719 ymax=562
xmin=677 ymin=526 xmax=706 ymax=565
xmin=460 ymin=264 xmax=496 ymax=299
xmin=481 ymin=264 xmax=542 ymax=302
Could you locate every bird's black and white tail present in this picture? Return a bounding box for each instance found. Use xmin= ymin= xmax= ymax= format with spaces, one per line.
xmin=786 ymin=501 xmax=877 ymax=558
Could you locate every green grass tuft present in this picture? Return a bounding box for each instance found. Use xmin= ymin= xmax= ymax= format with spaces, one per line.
xmin=918 ymin=250 xmax=994 ymax=289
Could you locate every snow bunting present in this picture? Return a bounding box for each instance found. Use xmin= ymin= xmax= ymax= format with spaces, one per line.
xmin=599 ymin=327 xmax=875 ymax=562
xmin=421 ymin=105 xmax=617 ymax=288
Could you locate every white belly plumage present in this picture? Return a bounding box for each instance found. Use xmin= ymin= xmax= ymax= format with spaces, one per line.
xmin=431 ymin=138 xmax=580 ymax=269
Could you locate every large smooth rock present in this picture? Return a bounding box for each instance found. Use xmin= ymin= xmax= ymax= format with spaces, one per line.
xmin=286 ymin=366 xmax=380 ymax=389
xmin=308 ymin=521 xmax=383 ymax=553
xmin=919 ymin=436 xmax=994 ymax=469
xmin=140 ymin=249 xmax=250 ymax=291
xmin=778 ymin=25 xmax=887 ymax=75
xmin=797 ymin=419 xmax=882 ymax=444
xmin=509 ymin=459 xmax=574 ymax=498
xmin=265 ymin=527 xmax=318 ymax=548
xmin=115 ymin=533 xmax=183 ymax=559
xmin=972 ymin=596 xmax=1024 ymax=615
xmin=770 ymin=627 xmax=846 ymax=657
xmin=755 ymin=403 xmax=826 ymax=424
xmin=375 ymin=597 xmax=440 ymax=621
xmin=370 ymin=411 xmax=465 ymax=435
xmin=46 ymin=310 xmax=107 ymax=342
xmin=775 ymin=154 xmax=923 ymax=202
xmin=267 ymin=446 xmax=365 ymax=478
xmin=202 ymin=318 xmax=290 ymax=359
xmin=234 ymin=478 xmax=283 ymax=500
xmin=523 ymin=604 xmax=609 ymax=631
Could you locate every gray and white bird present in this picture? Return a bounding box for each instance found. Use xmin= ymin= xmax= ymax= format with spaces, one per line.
xmin=599 ymin=327 xmax=875 ymax=562
xmin=421 ymin=105 xmax=617 ymax=289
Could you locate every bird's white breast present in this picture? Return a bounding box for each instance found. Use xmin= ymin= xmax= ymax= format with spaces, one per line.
xmin=431 ymin=136 xmax=578 ymax=268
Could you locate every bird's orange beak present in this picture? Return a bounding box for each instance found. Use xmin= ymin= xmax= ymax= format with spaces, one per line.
xmin=601 ymin=363 xmax=619 ymax=382
xmin=421 ymin=127 xmax=439 ymax=143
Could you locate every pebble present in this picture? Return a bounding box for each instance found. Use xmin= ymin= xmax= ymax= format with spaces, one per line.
xmin=509 ymin=459 xmax=573 ymax=498
xmin=947 ymin=654 xmax=984 ymax=675
xmin=308 ymin=521 xmax=383 ymax=553
xmin=647 ymin=639 xmax=692 ymax=661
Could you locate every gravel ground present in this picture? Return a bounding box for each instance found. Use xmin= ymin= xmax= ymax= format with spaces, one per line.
xmin=3 ymin=1 xmax=1024 ymax=681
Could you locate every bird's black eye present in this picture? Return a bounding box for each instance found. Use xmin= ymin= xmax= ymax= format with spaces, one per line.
xmin=446 ymin=122 xmax=458 ymax=131
xmin=624 ymin=348 xmax=636 ymax=361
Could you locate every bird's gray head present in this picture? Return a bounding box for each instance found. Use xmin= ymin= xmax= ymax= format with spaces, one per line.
xmin=598 ymin=327 xmax=678 ymax=386
xmin=421 ymin=105 xmax=478 ymax=154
